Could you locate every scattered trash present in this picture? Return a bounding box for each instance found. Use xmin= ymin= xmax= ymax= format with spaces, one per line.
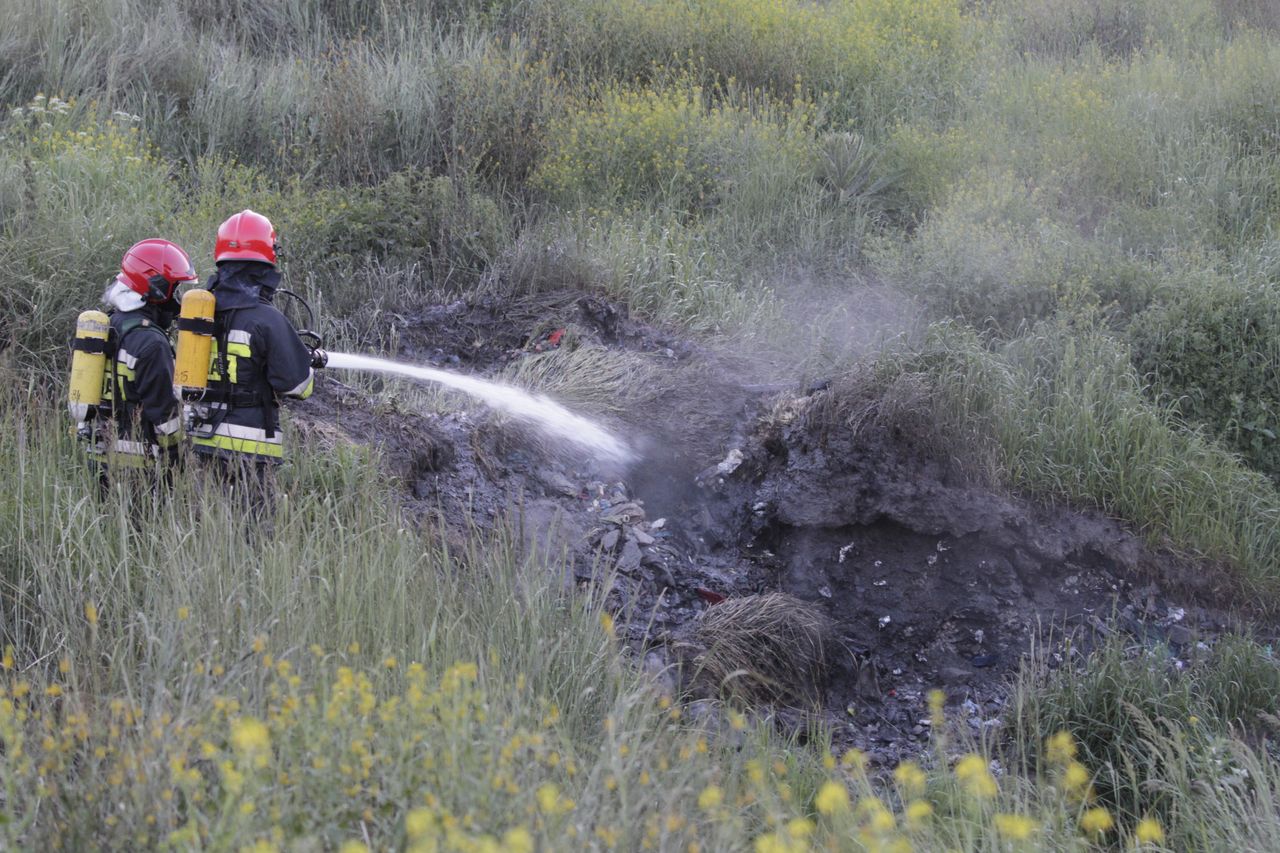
xmin=838 ymin=543 xmax=857 ymax=563
xmin=697 ymin=588 xmax=727 ymax=605
xmin=873 ymin=580 xmax=887 ymax=587
xmin=818 ymin=585 xmax=833 ymax=599
xmin=878 ymin=615 xmax=892 ymax=629
xmin=715 ymin=448 xmax=744 ymax=476
xmin=970 ymin=654 xmax=999 ymax=668
xmin=530 ymin=327 xmax=566 ymax=352
xmin=1168 ymin=606 xmax=1186 ymax=622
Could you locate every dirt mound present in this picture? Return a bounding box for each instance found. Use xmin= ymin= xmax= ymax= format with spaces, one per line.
xmin=296 ymin=293 xmax=1239 ymax=764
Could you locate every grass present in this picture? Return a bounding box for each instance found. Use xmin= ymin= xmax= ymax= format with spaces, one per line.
xmin=7 ymin=388 xmax=1279 ymax=849
xmin=689 ymin=592 xmax=835 ymax=707
xmin=870 ymin=318 xmax=1280 ymax=599
xmin=6 ymin=0 xmax=1280 ymax=847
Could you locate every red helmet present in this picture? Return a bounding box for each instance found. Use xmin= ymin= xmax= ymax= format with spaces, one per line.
xmin=215 ymin=209 xmax=278 ymax=265
xmin=118 ymin=239 xmax=198 ymax=303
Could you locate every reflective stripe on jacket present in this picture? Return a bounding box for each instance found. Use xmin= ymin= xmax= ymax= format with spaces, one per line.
xmin=190 ymin=263 xmax=313 ymax=462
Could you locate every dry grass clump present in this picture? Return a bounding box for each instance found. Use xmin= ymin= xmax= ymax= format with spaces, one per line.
xmin=690 ymin=592 xmax=834 ymax=706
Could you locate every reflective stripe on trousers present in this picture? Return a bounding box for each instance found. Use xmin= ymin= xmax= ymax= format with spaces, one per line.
xmin=192 ymin=421 xmax=284 ymax=459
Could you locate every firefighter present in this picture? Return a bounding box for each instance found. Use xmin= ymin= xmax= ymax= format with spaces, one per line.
xmin=70 ymin=239 xmax=197 ymax=487
xmin=187 ymin=210 xmax=324 ymax=505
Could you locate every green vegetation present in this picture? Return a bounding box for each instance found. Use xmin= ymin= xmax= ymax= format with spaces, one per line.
xmin=5 ymin=0 xmax=1280 ymax=848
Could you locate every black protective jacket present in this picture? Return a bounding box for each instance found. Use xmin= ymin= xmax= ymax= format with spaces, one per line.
xmin=88 ymin=307 xmax=183 ymax=464
xmin=189 ymin=262 xmax=314 ymax=461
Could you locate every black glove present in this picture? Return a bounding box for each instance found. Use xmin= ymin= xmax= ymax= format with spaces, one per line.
xmin=310 ymin=348 xmax=329 ymax=369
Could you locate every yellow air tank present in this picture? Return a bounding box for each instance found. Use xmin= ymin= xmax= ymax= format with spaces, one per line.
xmin=174 ymin=288 xmax=216 ymax=396
xmin=68 ymin=310 xmax=110 ymax=421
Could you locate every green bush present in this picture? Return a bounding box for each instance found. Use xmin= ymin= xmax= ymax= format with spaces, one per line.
xmin=533 ymin=81 xmax=818 ymax=215
xmin=523 ymin=0 xmax=981 ymax=127
xmin=0 ymin=97 xmax=175 ymax=367
xmin=1128 ymin=272 xmax=1280 ymax=479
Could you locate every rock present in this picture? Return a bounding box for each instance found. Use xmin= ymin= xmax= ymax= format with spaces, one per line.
xmin=632 ymin=528 xmax=656 ymax=546
xmin=600 ymin=529 xmax=620 ymax=551
xmin=855 ymin=660 xmax=881 ymax=701
xmin=643 ymin=651 xmax=679 ymax=697
xmin=618 ymin=540 xmax=643 ymax=573
xmin=538 ymin=468 xmax=579 ymax=497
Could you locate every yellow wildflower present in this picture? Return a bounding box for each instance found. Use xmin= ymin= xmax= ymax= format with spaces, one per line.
xmin=841 ymin=748 xmax=868 ymax=771
xmin=502 ymin=827 xmax=534 ymax=853
xmin=955 ymin=754 xmax=998 ymax=798
xmin=1045 ymin=730 xmax=1077 ymax=764
xmin=338 ymin=843 xmax=368 ymax=853
xmin=230 ymin=717 xmax=270 ymax=755
xmin=927 ymin=688 xmax=945 ymax=725
xmin=406 ymin=808 xmax=434 ymax=838
xmin=1062 ymin=761 xmax=1093 ymax=801
xmin=1134 ymin=816 xmax=1164 ymax=845
xmin=994 ymin=813 xmax=1038 ymax=840
xmin=84 ymin=601 xmax=98 ymax=626
xmin=787 ymin=817 xmax=814 ymax=839
xmin=698 ymin=785 xmax=724 ymax=811
xmin=857 ymin=797 xmax=895 ymax=833
xmin=1080 ymin=806 xmax=1114 ymax=835
xmin=814 ymin=780 xmax=850 ymax=815
xmin=905 ymin=799 xmax=933 ymax=828
xmin=894 ymin=760 xmax=927 ymax=796
xmin=177 ymin=607 xmax=190 ymax=621
xmin=537 ymin=783 xmax=573 ymax=815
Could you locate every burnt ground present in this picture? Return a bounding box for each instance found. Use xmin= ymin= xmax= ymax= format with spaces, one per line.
xmin=292 ymin=291 xmax=1255 ymax=765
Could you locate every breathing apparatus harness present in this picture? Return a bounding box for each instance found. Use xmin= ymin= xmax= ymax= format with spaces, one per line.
xmin=69 ymin=309 xmax=169 ymax=450
xmin=178 ymin=284 xmax=325 ymax=441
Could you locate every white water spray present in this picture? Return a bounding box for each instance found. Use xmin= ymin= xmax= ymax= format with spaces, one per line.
xmin=324 ymin=352 xmax=635 ymax=465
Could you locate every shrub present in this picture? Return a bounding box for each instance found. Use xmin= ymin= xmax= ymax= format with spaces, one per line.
xmin=523 ymin=0 xmax=981 ymax=127
xmin=533 ymin=81 xmax=818 ymax=215
xmin=1128 ymin=272 xmax=1280 ymax=479
xmin=0 ymin=97 xmax=174 ymax=366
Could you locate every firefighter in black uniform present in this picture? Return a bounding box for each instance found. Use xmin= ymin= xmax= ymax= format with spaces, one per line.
xmin=187 ymin=210 xmax=324 ymax=509
xmin=74 ymin=239 xmax=198 ymax=488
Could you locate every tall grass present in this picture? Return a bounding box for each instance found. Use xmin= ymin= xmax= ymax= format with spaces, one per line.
xmin=1011 ymin=631 xmax=1280 ymax=850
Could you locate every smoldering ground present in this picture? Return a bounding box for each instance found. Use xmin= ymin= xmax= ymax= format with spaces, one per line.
xmin=293 ymin=279 xmax=1244 ymax=762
